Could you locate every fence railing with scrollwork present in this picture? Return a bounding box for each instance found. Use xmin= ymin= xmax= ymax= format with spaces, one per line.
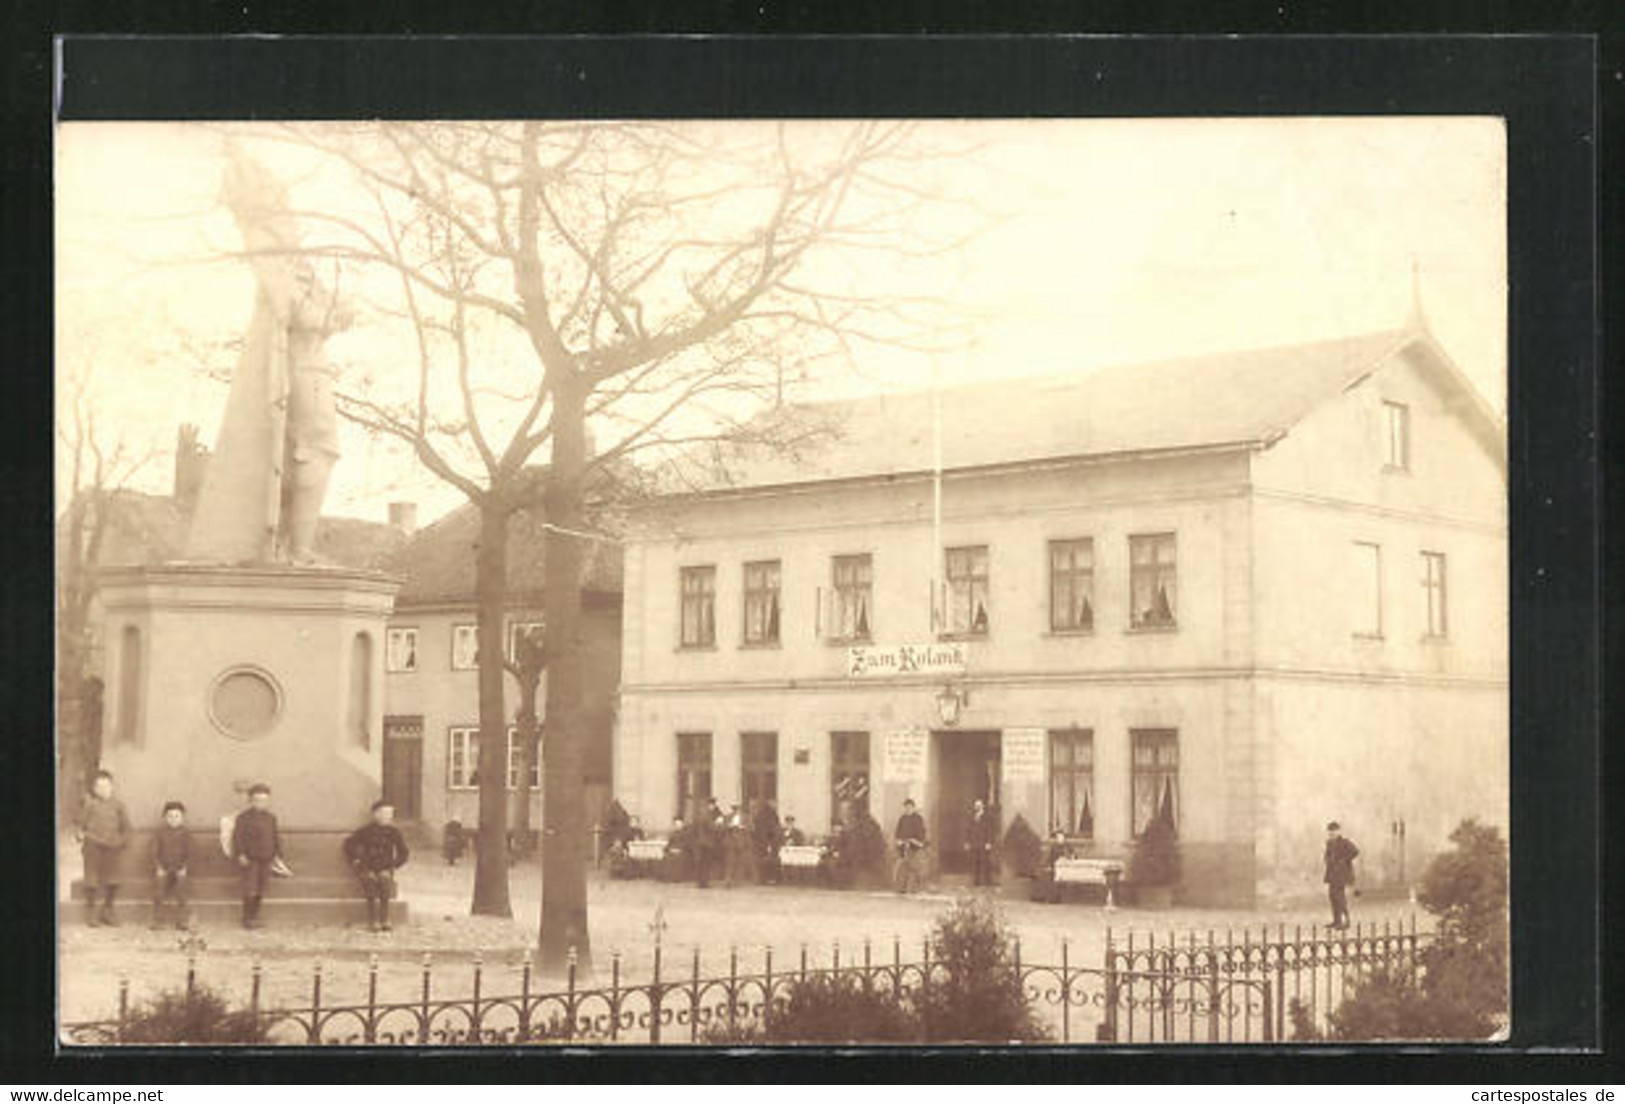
xmin=62 ymin=918 xmax=1425 ymax=1046
xmin=1105 ymin=916 xmax=1428 ymax=1041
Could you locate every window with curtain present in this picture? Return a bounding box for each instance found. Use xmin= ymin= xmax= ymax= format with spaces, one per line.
xmin=1049 ymin=538 xmax=1094 ymax=632
xmin=831 ymin=554 xmax=873 ymax=641
xmin=1048 ymin=728 xmax=1094 ymax=838
xmin=742 ymin=561 xmax=781 ymax=645
xmin=679 ymin=566 xmax=717 ymax=648
xmin=1131 ymin=729 xmax=1179 ymax=836
xmin=945 ymin=545 xmax=990 ymax=635
xmin=1129 ymin=533 xmax=1177 ymax=629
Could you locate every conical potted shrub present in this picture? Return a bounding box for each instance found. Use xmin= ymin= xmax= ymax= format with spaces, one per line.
xmin=1129 ymin=787 xmax=1180 ymax=909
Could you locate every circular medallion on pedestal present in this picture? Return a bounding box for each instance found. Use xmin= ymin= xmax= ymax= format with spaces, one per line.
xmin=208 ymin=665 xmax=283 ymax=741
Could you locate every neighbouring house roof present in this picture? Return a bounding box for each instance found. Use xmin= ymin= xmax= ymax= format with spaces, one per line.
xmin=387 ymin=490 xmax=624 ymax=610
xmin=671 ymin=326 xmax=1503 ymax=494
xmin=68 ymin=490 xmax=408 ymax=574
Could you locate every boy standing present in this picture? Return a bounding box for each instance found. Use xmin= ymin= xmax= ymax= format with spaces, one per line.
xmin=344 ymin=799 xmax=410 ymax=932
xmin=150 ymin=800 xmax=193 ymax=930
xmin=231 ymin=783 xmax=281 ymax=929
xmin=75 ymin=770 xmax=131 ymax=926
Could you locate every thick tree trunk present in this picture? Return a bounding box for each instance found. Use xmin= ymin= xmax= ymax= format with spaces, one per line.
xmin=471 ymin=506 xmax=514 ymax=917
xmin=538 ymin=383 xmax=591 ymax=972
xmin=513 ymin=672 xmax=540 ymax=845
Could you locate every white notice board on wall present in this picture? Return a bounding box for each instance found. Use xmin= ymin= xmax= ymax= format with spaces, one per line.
xmin=1001 ymin=727 xmax=1047 ymax=783
xmin=883 ymin=728 xmax=928 ymax=783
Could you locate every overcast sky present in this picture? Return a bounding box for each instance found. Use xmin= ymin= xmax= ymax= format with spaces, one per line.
xmin=55 ymin=117 xmax=1506 ymax=526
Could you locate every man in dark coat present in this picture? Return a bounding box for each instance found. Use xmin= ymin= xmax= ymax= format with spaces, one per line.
xmin=1323 ymin=821 xmax=1360 ymax=929
xmin=753 ymin=799 xmax=782 ymax=884
xmin=344 ymin=799 xmax=410 ymax=932
xmin=893 ymin=798 xmax=928 ymax=894
xmin=231 ymin=783 xmax=282 ymax=929
xmin=693 ymin=798 xmax=724 ymax=888
xmin=966 ymin=799 xmax=997 ymax=888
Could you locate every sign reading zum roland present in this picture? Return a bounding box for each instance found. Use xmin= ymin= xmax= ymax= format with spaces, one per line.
xmin=846 ymin=642 xmax=967 ymax=678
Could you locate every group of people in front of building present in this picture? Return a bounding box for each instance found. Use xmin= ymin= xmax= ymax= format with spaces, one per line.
xmin=76 ymin=770 xmax=1365 ymax=932
xmin=73 ymin=769 xmax=410 ymax=933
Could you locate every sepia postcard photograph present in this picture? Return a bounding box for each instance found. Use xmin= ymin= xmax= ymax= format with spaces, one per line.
xmin=53 ymin=110 xmax=1511 ymax=1049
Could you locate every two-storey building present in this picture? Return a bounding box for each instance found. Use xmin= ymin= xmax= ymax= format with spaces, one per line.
xmin=380 ymin=496 xmax=624 ymax=840
xmin=613 ymin=321 xmax=1507 ymax=907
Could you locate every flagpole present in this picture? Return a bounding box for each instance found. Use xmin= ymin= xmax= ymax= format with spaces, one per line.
xmin=931 ymin=353 xmax=943 ymax=633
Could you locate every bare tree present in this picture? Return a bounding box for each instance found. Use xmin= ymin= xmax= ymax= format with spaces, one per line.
xmin=214 ymin=120 xmax=971 ymax=967
xmin=55 ymin=358 xmax=158 ymax=820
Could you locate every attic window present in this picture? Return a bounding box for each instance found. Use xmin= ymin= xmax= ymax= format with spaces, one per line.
xmin=1383 ymin=401 xmax=1410 ymax=471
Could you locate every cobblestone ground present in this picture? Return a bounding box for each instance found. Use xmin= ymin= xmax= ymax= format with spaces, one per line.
xmin=59 ymin=854 xmax=1424 ymax=1036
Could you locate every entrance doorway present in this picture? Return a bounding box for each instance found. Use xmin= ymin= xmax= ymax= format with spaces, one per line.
xmin=933 ymin=730 xmax=1001 ymax=874
xmin=382 ymin=716 xmax=423 ymax=821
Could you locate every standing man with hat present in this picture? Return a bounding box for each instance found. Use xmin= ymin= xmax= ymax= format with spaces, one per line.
xmin=1323 ymin=821 xmax=1360 ymax=929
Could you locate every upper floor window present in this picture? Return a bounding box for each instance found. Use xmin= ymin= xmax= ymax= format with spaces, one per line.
xmin=385 ymin=627 xmax=419 ymax=673
xmin=1353 ymin=541 xmax=1383 ymax=638
xmin=945 ymin=545 xmax=990 ymax=636
xmin=506 ymin=620 xmax=545 ymax=666
xmin=1049 ymin=538 xmax=1094 ymax=632
xmin=679 ymin=566 xmax=717 ymax=648
xmin=1129 ymin=533 xmax=1177 ymax=629
xmin=450 ymin=624 xmax=479 ymax=670
xmin=830 ymin=554 xmax=873 ymax=641
xmin=1422 ymin=551 xmax=1448 ymax=638
xmin=1383 ymin=400 xmax=1410 ymax=471
xmin=742 ymin=560 xmax=781 ymax=646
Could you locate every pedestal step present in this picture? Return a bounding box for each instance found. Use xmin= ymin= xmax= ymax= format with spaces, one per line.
xmin=71 ymin=877 xmax=378 ymax=901
xmin=67 ymin=899 xmax=409 ymax=926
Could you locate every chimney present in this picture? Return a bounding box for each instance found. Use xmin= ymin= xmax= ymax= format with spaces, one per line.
xmin=388 ymin=501 xmax=418 ymax=534
xmin=173 ymin=424 xmax=210 ymax=511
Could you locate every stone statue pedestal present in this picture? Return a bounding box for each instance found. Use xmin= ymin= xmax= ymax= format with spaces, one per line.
xmin=78 ymin=564 xmax=404 ymax=926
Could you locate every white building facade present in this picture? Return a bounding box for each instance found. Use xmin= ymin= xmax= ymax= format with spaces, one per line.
xmin=613 ymin=325 xmax=1508 ymax=906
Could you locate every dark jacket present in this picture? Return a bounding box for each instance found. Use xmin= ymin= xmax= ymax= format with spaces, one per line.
xmin=895 ymin=811 xmax=928 ymax=847
xmin=150 ymin=825 xmax=192 ymax=871
xmin=966 ymin=809 xmax=996 ymax=850
xmin=753 ymin=806 xmax=782 ymax=850
xmin=232 ymin=807 xmax=282 ymax=862
xmin=344 ymin=822 xmax=409 ymax=872
xmin=1324 ymin=836 xmax=1360 ymax=886
xmin=78 ymin=794 xmax=131 ymax=849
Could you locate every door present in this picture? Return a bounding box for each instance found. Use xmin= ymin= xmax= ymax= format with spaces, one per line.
xmin=934 ymin=730 xmax=1001 ymax=873
xmin=382 ymin=716 xmax=424 ymax=821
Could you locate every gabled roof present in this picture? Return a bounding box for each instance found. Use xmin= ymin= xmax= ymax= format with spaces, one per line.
xmin=67 ymin=490 xmax=407 ymax=573
xmin=676 ymin=327 xmax=1501 ymax=493
xmin=387 ymin=487 xmax=624 ymax=610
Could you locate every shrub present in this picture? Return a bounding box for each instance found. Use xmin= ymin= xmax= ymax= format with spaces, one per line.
xmin=1129 ymin=806 xmax=1179 ymax=886
xmin=770 ymin=973 xmax=918 ymax=1043
xmin=1000 ymin=814 xmax=1043 ymax=878
xmin=847 ymin=811 xmax=890 ymax=889
xmin=916 ymin=896 xmax=1049 ymax=1043
xmin=1325 ymin=818 xmax=1508 ymax=1041
xmin=1287 ymin=997 xmax=1322 ymax=1042
xmin=116 ymin=984 xmax=266 ymax=1044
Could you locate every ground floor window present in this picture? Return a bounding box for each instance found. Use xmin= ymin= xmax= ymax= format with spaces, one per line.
xmin=1131 ymin=728 xmax=1179 ymax=836
xmin=830 ymin=730 xmax=871 ymax=824
xmin=676 ymin=732 xmax=713 ymax=822
xmin=740 ymin=731 xmax=778 ymax=805
xmin=1048 ymin=728 xmax=1094 ymax=838
xmin=448 ymin=725 xmax=535 ymax=790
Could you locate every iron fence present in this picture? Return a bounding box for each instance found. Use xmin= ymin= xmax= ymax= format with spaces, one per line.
xmin=1105 ymin=916 xmax=1427 ymax=1041
xmin=63 ymin=918 xmax=1425 ymax=1046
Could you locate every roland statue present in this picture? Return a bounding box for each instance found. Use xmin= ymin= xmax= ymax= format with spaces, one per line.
xmin=184 ymin=149 xmax=353 ymax=565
